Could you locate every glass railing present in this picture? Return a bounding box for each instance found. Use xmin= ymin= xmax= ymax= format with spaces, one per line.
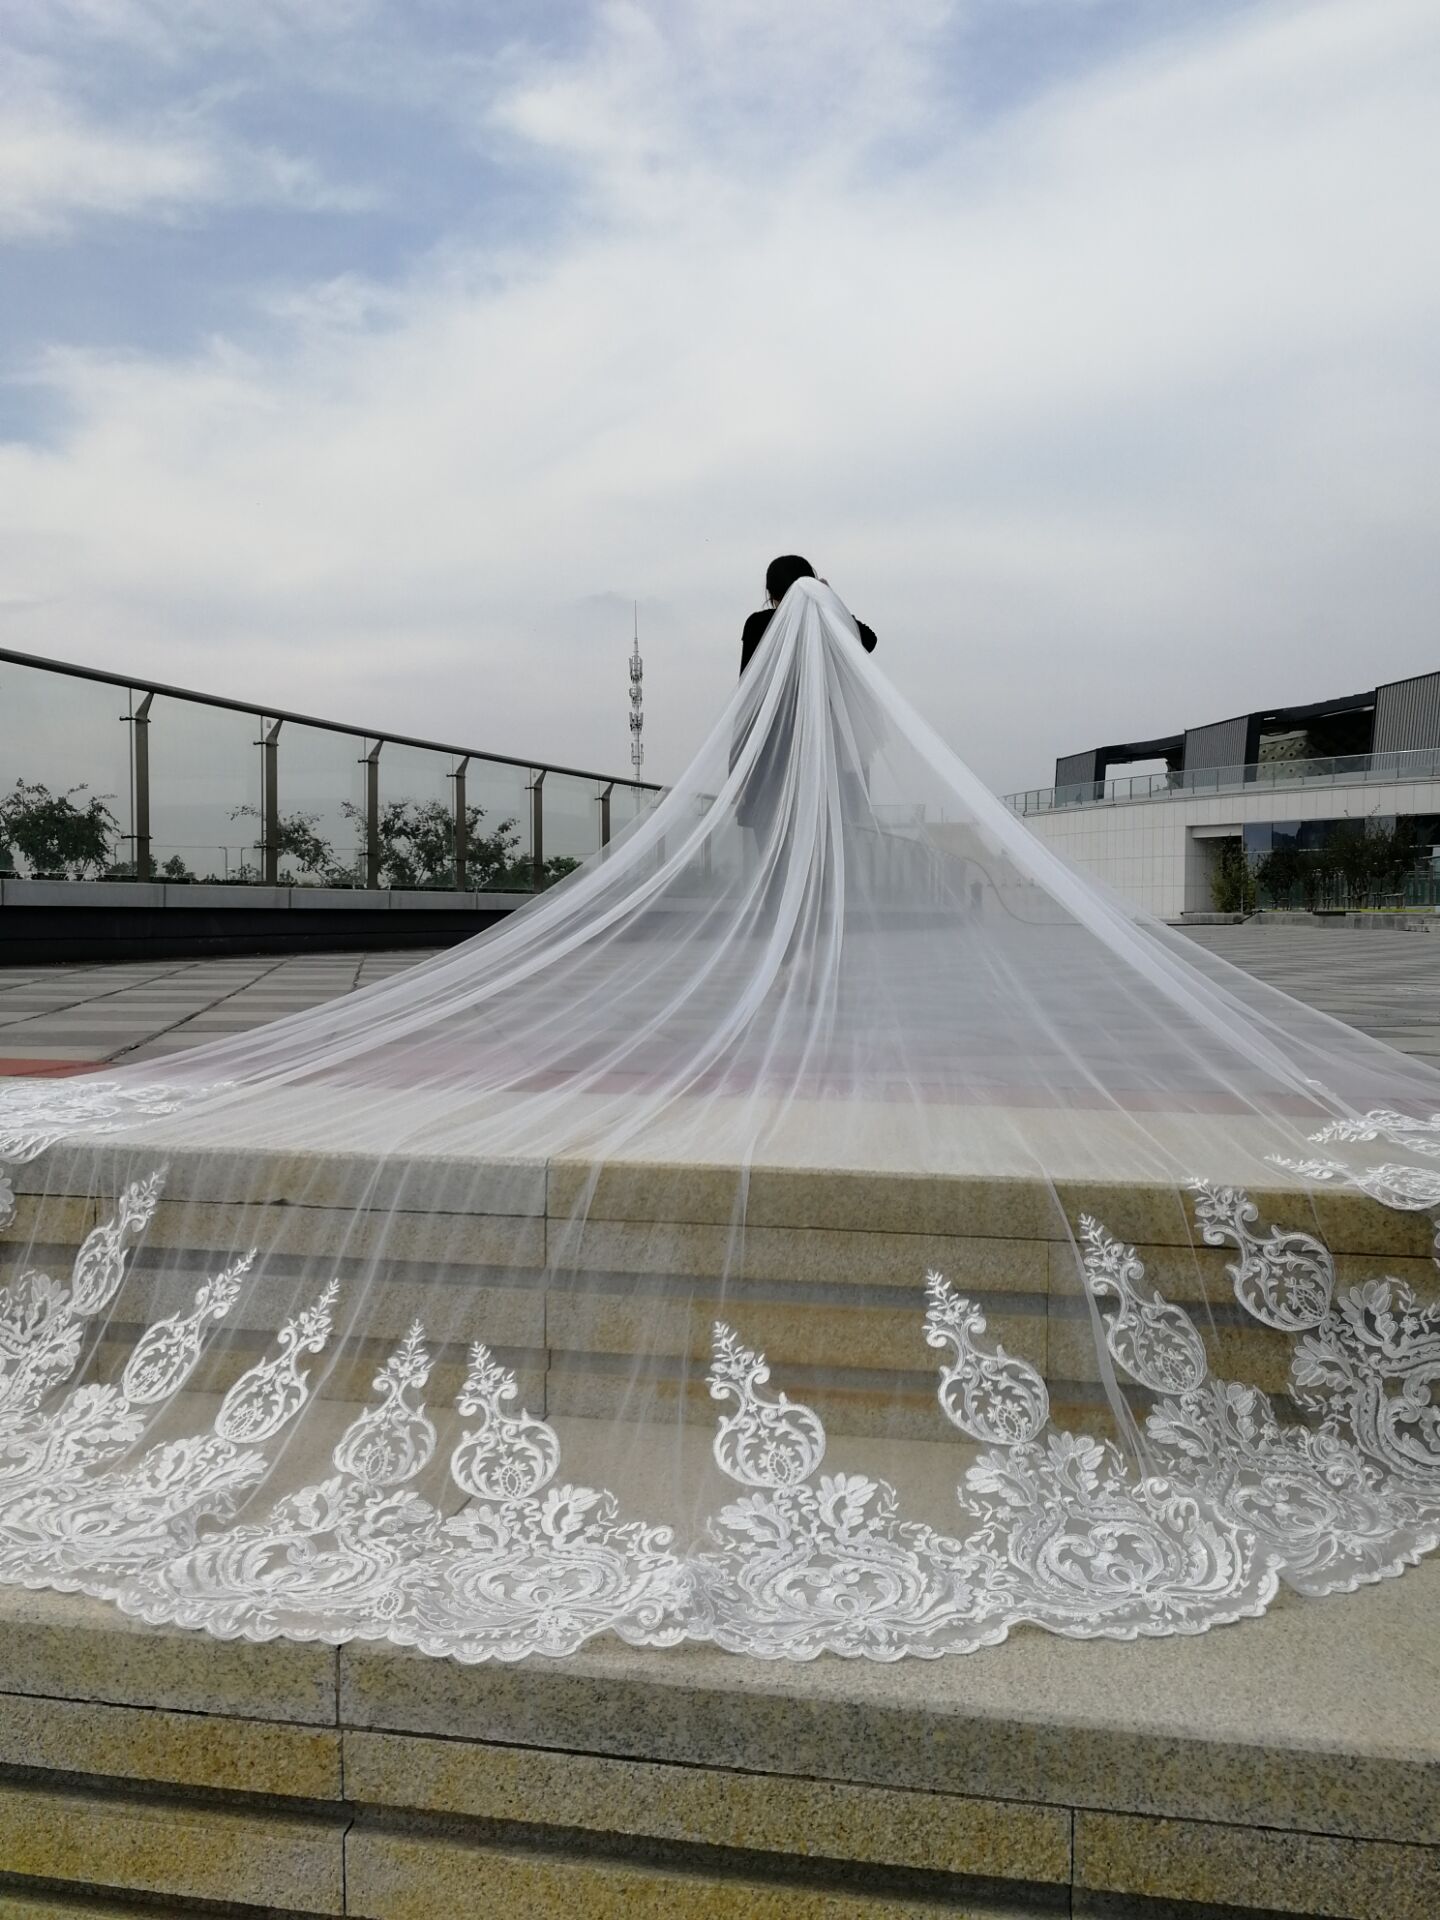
xmin=1005 ymin=747 xmax=1440 ymax=816
xmin=0 ymin=646 xmax=659 ymax=889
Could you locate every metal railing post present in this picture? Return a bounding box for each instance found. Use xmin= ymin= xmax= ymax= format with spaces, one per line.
xmin=599 ymin=781 xmax=614 ymax=847
xmin=363 ymin=740 xmax=383 ymax=888
xmin=261 ymin=718 xmax=282 ymax=884
xmin=132 ymin=691 xmax=154 ymax=881
xmin=453 ymin=756 xmax=470 ymax=890
xmin=530 ymin=769 xmax=546 ymax=890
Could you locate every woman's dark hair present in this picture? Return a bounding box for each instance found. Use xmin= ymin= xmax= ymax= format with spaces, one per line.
xmin=765 ymin=554 xmax=816 ymax=602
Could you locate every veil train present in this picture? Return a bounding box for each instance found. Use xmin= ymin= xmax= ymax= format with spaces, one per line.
xmin=0 ymin=578 xmax=1437 ymax=1661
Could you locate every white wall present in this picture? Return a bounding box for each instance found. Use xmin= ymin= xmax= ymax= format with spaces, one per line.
xmin=1017 ymin=780 xmax=1440 ymax=919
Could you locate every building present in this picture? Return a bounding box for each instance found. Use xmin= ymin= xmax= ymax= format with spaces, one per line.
xmin=1006 ymin=670 xmax=1440 ymax=920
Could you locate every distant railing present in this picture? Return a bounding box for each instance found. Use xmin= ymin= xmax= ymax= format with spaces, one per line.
xmin=1004 ymin=747 xmax=1440 ymax=816
xmin=0 ymin=646 xmax=660 ymax=889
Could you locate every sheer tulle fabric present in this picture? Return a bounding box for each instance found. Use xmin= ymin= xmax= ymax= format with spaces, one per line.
xmin=0 ymin=579 xmax=1437 ymax=1661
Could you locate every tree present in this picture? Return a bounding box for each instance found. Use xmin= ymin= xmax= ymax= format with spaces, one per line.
xmin=1253 ymin=843 xmax=1302 ymax=908
xmin=340 ymin=797 xmax=523 ymax=890
xmin=0 ymin=780 xmax=118 ymax=879
xmin=1296 ymin=849 xmax=1328 ymax=911
xmin=1328 ymin=823 xmax=1379 ymax=907
xmin=230 ymin=806 xmax=346 ymax=885
xmin=1209 ymin=838 xmax=1256 ymax=914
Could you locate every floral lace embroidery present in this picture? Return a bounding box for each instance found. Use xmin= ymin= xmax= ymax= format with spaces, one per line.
xmin=128 ymin=1336 xmax=692 ymax=1660
xmin=1191 ymin=1182 xmax=1333 ymax=1330
xmin=1269 ymin=1110 xmax=1440 ymax=1252
xmin=698 ymin=1319 xmax=1006 ymax=1660
xmin=0 ymin=1262 xmax=341 ymax=1593
xmin=1076 ymin=1219 xmax=1207 ymax=1394
xmin=1307 ymin=1111 xmax=1440 ymax=1158
xmin=924 ymin=1275 xmax=1050 ymax=1439
xmin=1080 ymin=1215 xmax=1439 ymax=1595
xmin=0 ymin=1143 xmax=1435 ymax=1658
xmin=928 ymin=1276 xmax=1277 ymax=1636
xmin=1271 ymin=1155 xmax=1440 ymax=1219
xmin=0 ymin=1171 xmax=163 ymax=1421
xmin=0 ymin=1082 xmax=210 ymax=1164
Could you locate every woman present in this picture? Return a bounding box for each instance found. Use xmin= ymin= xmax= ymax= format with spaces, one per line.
xmin=740 ymin=554 xmax=877 ymax=677
xmin=736 ymin=557 xmax=880 ymax=840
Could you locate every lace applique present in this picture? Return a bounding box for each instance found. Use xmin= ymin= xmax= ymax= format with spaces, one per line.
xmin=122 ymin=1254 xmax=251 ymax=1406
xmin=927 ymin=1276 xmax=1277 ymax=1636
xmin=333 ymin=1323 xmax=437 ymax=1487
xmin=1077 ymin=1218 xmax=1207 ymax=1394
xmin=0 ymin=1177 xmax=256 ymax=1500
xmin=1269 ymin=1111 xmax=1440 ymax=1253
xmin=1308 ymin=1111 xmax=1440 ymax=1158
xmin=0 ymin=1135 xmax=1435 ymax=1660
xmin=923 ymin=1274 xmax=1049 ymax=1440
xmin=128 ymin=1323 xmax=442 ymax=1639
xmin=698 ymin=1318 xmax=1004 ymax=1660
xmin=412 ymin=1343 xmax=691 ymax=1662
xmin=0 ymin=1083 xmax=209 ymax=1163
xmin=710 ymin=1322 xmax=828 ymax=1483
xmin=1271 ymin=1155 xmax=1440 ymax=1219
xmin=129 ymin=1329 xmax=691 ymax=1658
xmin=449 ymin=1342 xmax=560 ymax=1499
xmin=1191 ymin=1182 xmax=1333 ymax=1329
xmin=215 ymin=1280 xmax=340 ymax=1443
xmin=0 ymin=1171 xmax=162 ymax=1419
xmin=1292 ymin=1280 xmax=1440 ymax=1506
xmin=1080 ymin=1218 xmax=1435 ymax=1596
xmin=0 ymin=1281 xmax=343 ymax=1592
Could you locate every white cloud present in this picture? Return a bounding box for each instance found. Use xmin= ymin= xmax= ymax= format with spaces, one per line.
xmin=0 ymin=83 xmax=222 ymax=237
xmin=0 ymin=48 xmax=375 ymax=239
xmin=1 ymin=0 xmax=1438 ymax=792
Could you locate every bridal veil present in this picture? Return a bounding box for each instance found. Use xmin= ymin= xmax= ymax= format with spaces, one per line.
xmin=1 ymin=578 xmax=1437 ymax=1660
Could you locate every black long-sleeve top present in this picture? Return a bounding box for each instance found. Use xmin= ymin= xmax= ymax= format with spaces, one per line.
xmin=740 ymin=607 xmax=877 ymax=677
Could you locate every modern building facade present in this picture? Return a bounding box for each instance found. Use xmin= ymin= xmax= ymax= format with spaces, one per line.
xmin=1007 ymin=670 xmax=1440 ymax=920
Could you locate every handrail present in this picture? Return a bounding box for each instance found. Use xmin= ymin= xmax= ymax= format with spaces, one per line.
xmin=1004 ymin=747 xmax=1440 ymax=816
xmin=0 ymin=644 xmax=662 ymax=793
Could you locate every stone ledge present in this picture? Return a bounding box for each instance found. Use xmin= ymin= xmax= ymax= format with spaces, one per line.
xmin=337 ymin=1564 xmax=1440 ymax=1848
xmin=0 ymin=1779 xmax=346 ymax=1912
xmin=0 ymin=879 xmax=529 ymax=914
xmin=342 ymin=1730 xmax=1071 ymax=1884
xmin=342 ymin=1824 xmax=1062 ymax=1920
xmin=0 ymin=1586 xmax=337 ymax=1727
xmin=0 ymin=1563 xmax=1429 ymax=1917
xmin=1074 ymin=1810 xmax=1440 ymax=1920
xmin=0 ymin=1693 xmax=340 ymax=1800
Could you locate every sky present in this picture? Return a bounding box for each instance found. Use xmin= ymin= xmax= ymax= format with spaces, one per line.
xmin=1 ymin=0 xmax=1437 ymax=796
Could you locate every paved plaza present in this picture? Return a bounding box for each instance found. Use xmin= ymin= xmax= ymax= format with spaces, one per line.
xmin=0 ymin=950 xmax=438 ymax=1072
xmin=0 ymin=926 xmax=1435 ymax=1073
xmin=1183 ymin=923 xmax=1440 ymax=1066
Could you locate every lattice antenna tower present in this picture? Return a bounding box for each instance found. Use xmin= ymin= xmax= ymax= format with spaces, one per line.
xmin=629 ymin=602 xmax=644 ymax=777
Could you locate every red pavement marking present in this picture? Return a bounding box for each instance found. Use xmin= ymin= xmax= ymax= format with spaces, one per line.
xmin=0 ymin=1060 xmax=107 ymax=1078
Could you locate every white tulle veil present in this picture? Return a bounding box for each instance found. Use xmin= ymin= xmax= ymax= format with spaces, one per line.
xmin=1 ymin=577 xmax=1438 ymax=1661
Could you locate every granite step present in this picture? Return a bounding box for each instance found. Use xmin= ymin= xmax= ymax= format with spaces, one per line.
xmin=0 ymin=1561 xmax=1431 ymax=1917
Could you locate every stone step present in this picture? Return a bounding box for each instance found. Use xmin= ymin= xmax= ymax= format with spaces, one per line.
xmin=5 ymin=1139 xmax=1435 ymax=1444
xmin=0 ymin=1562 xmax=1431 ymax=1917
